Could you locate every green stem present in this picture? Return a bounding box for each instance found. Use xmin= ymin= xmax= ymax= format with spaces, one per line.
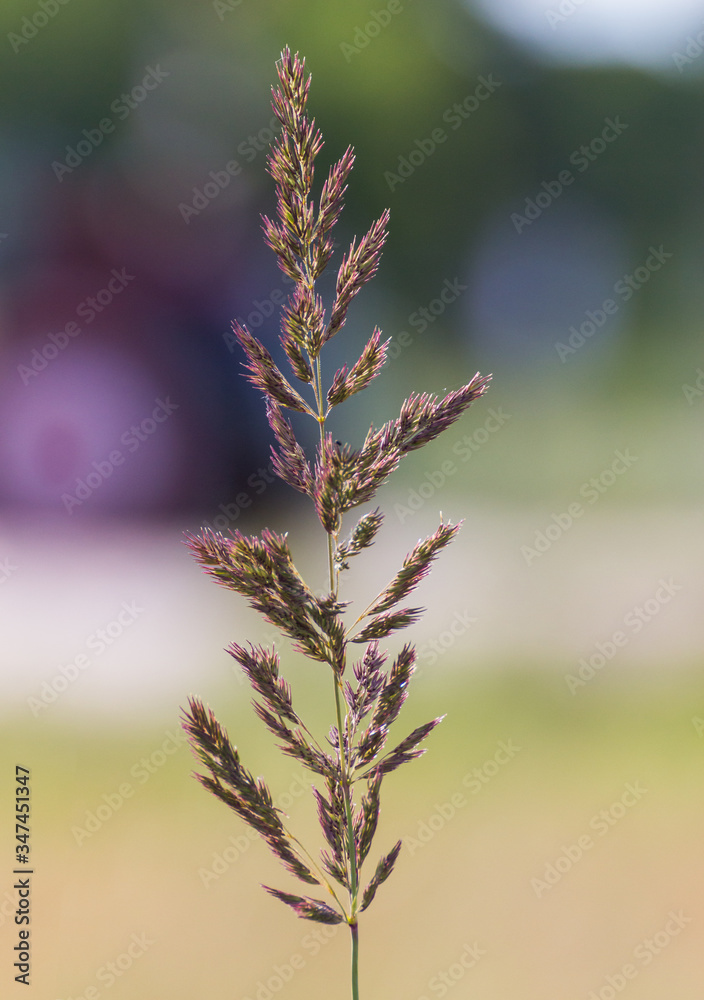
xmin=326 ymin=521 xmax=336 ymax=598
xmin=351 ymin=920 xmax=359 ymax=1000
xmin=333 ymin=674 xmax=359 ymax=900
xmin=284 ymin=827 xmax=349 ymax=920
xmin=314 ymin=349 xmax=360 ymax=1000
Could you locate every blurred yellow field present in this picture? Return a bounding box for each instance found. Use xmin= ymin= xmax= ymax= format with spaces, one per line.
xmin=4 ymin=668 xmax=703 ymax=1000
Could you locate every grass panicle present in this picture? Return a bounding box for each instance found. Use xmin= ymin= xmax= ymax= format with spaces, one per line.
xmin=181 ymin=44 xmax=491 ymax=1000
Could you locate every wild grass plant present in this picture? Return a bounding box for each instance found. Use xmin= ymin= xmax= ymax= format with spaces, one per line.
xmin=181 ymin=46 xmax=491 ymax=999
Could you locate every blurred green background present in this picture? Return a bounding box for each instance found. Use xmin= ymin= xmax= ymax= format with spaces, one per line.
xmin=1 ymin=1 xmax=703 ymax=998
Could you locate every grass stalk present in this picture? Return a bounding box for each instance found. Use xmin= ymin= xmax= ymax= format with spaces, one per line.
xmin=181 ymin=44 xmax=490 ymax=1000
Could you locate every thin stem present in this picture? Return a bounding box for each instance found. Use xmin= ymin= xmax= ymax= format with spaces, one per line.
xmin=326 ymin=519 xmax=337 ymax=598
xmin=301 ymin=229 xmax=360 ymax=996
xmin=314 ymin=343 xmax=361 ymax=999
xmin=343 ymin=565 xmax=401 ymax=638
xmin=344 ymin=594 xmax=383 ymax=639
xmin=284 ymin=826 xmax=349 ymax=920
xmin=351 ymin=920 xmax=360 ymax=1000
xmin=315 ymin=355 xmax=338 ymax=598
xmin=318 ymin=372 xmax=359 ymax=914
xmin=333 ymin=675 xmax=359 ymax=903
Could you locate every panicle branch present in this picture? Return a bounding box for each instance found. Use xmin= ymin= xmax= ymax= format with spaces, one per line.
xmin=182 ymin=697 xmax=319 ymax=886
xmin=327 ymin=328 xmax=389 ymax=409
xmin=359 ymin=840 xmax=402 ymax=912
xmin=266 ymin=400 xmax=313 ymax=495
xmin=335 ymin=509 xmax=384 ymax=572
xmin=263 ymin=887 xmax=344 ymax=924
xmin=185 ymin=527 xmax=346 ymax=669
xmin=365 ymin=520 xmax=462 ymax=618
xmin=324 ymin=210 xmax=390 ymax=344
